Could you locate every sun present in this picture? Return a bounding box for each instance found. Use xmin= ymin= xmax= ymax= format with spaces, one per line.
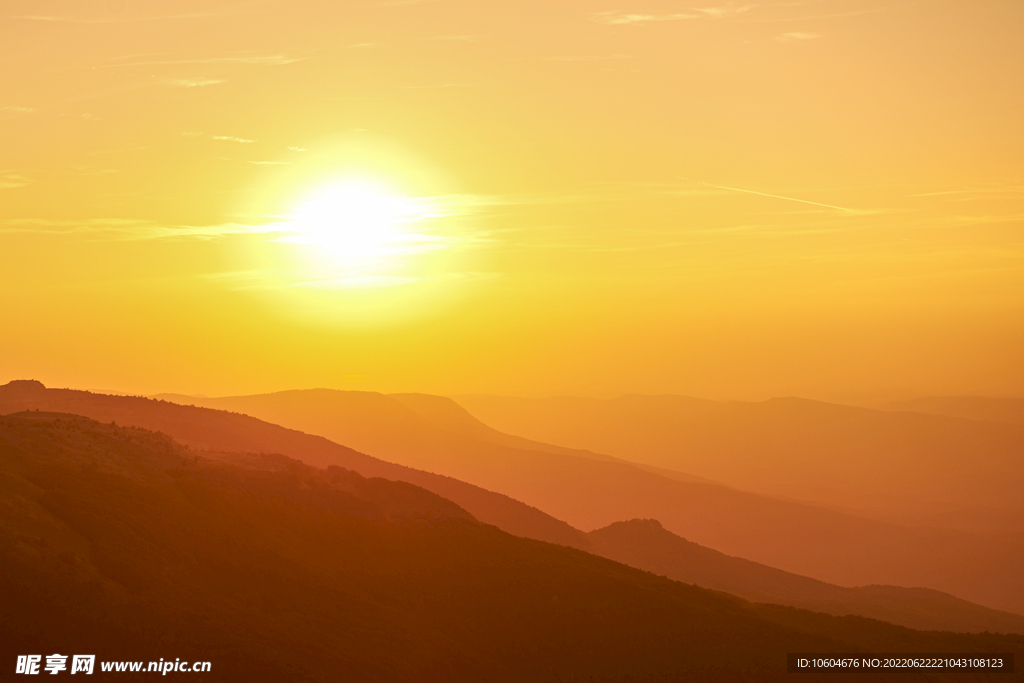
xmin=282 ymin=180 xmax=431 ymax=270
xmin=227 ymin=141 xmax=482 ymax=326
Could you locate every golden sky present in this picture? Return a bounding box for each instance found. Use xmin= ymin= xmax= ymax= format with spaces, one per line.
xmin=2 ymin=0 xmax=1023 ymax=401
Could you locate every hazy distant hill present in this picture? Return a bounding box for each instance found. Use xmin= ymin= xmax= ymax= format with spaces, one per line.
xmin=3 ymin=413 xmax=1020 ymax=682
xmin=588 ymin=519 xmax=1024 ymax=635
xmin=124 ymin=385 xmax=1023 ymax=616
xmin=387 ymin=392 xmax=723 ymax=486
xmin=453 ymin=393 xmax=1024 ymax=534
xmin=885 ymin=396 xmax=1024 ymax=426
xmin=6 ymin=380 xmax=1024 ymax=628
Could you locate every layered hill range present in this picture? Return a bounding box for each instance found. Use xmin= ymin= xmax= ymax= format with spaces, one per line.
xmin=2 ymin=380 xmax=1022 ymax=630
xmin=884 ymin=396 xmax=1024 ymax=427
xmin=454 ymin=394 xmax=1024 ymax=535
xmin=5 ymin=412 xmax=1020 ymax=681
xmin=146 ymin=387 xmax=1024 ymax=617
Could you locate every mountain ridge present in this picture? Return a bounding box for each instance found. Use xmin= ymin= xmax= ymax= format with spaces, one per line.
xmin=11 ymin=412 xmax=1024 ymax=681
xmin=6 ymin=380 xmax=1023 ymax=630
xmin=885 ymin=396 xmax=1024 ymax=426
xmin=3 ymin=410 xmax=1022 ymax=683
xmin=132 ymin=384 xmax=1024 ymax=614
xmin=588 ymin=518 xmax=1024 ymax=634
xmin=452 ymin=392 xmax=1024 ymax=534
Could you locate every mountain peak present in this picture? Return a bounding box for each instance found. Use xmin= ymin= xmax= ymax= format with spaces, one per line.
xmin=1 ymin=379 xmax=46 ymax=392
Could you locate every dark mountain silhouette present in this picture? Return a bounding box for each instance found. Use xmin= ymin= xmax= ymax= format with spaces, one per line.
xmin=0 ymin=380 xmax=585 ymax=549
xmin=885 ymin=396 xmax=1024 ymax=426
xmin=453 ymin=393 xmax=1024 ymax=534
xmin=588 ymin=519 xmax=1024 ymax=635
xmin=132 ymin=386 xmax=1024 ymax=616
xmin=3 ymin=412 xmax=1021 ymax=682
xmin=5 ymin=381 xmax=1023 ymax=624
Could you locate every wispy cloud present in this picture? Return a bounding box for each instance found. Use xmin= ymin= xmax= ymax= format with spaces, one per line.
xmin=212 ymin=136 xmax=256 ymax=144
xmin=249 ymin=161 xmax=290 ymax=165
xmin=0 ymin=193 xmax=492 ymax=242
xmin=684 ymin=179 xmax=859 ymax=213
xmin=693 ymin=5 xmax=755 ymax=18
xmin=347 ymin=42 xmax=377 ymax=49
xmin=593 ymin=5 xmax=753 ymax=25
xmin=593 ymin=12 xmax=702 ymax=25
xmin=0 ymin=218 xmax=282 ymax=241
xmin=907 ymin=183 xmax=1024 ymax=199
xmin=776 ymin=31 xmax=820 ymax=42
xmin=0 ymin=172 xmax=30 ymax=189
xmin=1 ymin=106 xmax=35 ymax=114
xmin=166 ymin=78 xmax=225 ymax=88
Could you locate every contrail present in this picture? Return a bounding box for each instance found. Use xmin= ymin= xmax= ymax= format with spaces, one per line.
xmin=681 ymin=178 xmax=854 ymax=212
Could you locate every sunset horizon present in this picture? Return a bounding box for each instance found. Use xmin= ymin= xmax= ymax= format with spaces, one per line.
xmin=3 ymin=0 xmax=1023 ymax=680
xmin=3 ymin=0 xmax=1023 ymax=404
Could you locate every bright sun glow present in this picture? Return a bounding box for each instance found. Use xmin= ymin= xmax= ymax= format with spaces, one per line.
xmin=283 ymin=181 xmax=435 ymax=271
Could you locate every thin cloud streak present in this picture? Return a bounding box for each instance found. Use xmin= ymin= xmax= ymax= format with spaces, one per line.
xmin=776 ymin=32 xmax=821 ymax=42
xmin=592 ymin=12 xmax=703 ymax=25
xmin=686 ymin=181 xmax=858 ymax=213
xmin=0 ymin=171 xmax=30 ymax=189
xmin=212 ymin=136 xmax=257 ymax=143
xmin=166 ymin=78 xmax=226 ymax=88
xmin=0 ymin=193 xmax=492 ymax=241
xmin=593 ymin=5 xmax=753 ymax=25
xmin=693 ymin=6 xmax=756 ymax=18
xmin=908 ymin=185 xmax=1024 ymax=198
xmin=0 ymin=218 xmax=284 ymax=241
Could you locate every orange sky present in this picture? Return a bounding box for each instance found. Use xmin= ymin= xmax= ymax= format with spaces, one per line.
xmin=2 ymin=0 xmax=1023 ymax=402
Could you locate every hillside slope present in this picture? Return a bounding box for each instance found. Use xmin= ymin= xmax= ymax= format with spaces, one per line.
xmin=885 ymin=396 xmax=1024 ymax=426
xmin=588 ymin=519 xmax=1024 ymax=635
xmin=0 ymin=380 xmax=586 ymax=549
xmin=453 ymin=393 xmax=1024 ymax=534
xmin=132 ymin=386 xmax=1024 ymax=614
xmin=3 ymin=413 xmax=1021 ymax=682
xmin=6 ymin=380 xmax=1023 ymax=625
